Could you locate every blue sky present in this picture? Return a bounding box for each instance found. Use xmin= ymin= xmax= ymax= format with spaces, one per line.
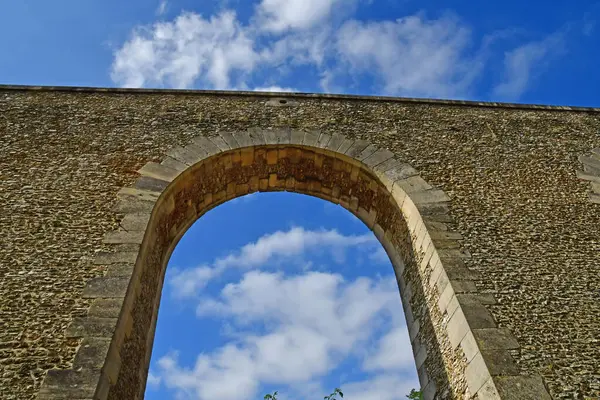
xmin=1 ymin=0 xmax=599 ymax=105
xmin=2 ymin=1 xmax=599 ymax=399
xmin=147 ymin=193 xmax=415 ymax=400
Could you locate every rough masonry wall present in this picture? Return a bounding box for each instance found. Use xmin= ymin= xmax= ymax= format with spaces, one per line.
xmin=0 ymin=87 xmax=599 ymax=399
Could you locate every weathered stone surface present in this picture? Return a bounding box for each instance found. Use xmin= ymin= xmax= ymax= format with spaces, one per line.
xmin=73 ymin=338 xmax=113 ymax=369
xmin=66 ymin=318 xmax=118 ymax=338
xmin=103 ymin=230 xmax=145 ymax=245
xmin=2 ymin=87 xmax=597 ymax=400
xmin=82 ymin=276 xmax=130 ymax=298
xmin=88 ymin=299 xmax=124 ymax=319
xmin=137 ymin=162 xmax=180 ymax=182
xmin=494 ymin=376 xmax=553 ymax=400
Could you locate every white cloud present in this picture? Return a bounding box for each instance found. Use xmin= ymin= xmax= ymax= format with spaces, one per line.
xmin=334 ymin=13 xmax=483 ymax=97
xmin=253 ymin=85 xmax=296 ymax=92
xmin=254 ymin=0 xmax=351 ymax=33
xmin=169 ymin=227 xmax=377 ymax=297
xmin=146 ymin=371 xmax=162 ymax=388
xmin=156 ymin=0 xmax=168 ymax=16
xmin=153 ymin=270 xmax=415 ymax=400
xmin=111 ymin=11 xmax=258 ymax=89
xmin=111 ymin=4 xmax=571 ymax=99
xmin=492 ymin=32 xmax=566 ymax=100
xmin=362 ymin=325 xmax=414 ymax=371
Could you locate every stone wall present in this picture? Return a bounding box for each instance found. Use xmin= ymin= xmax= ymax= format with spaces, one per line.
xmin=0 ymin=86 xmax=599 ymax=399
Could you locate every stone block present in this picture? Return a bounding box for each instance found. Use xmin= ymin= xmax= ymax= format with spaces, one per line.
xmin=450 ymin=280 xmax=478 ymax=293
xmin=417 ymin=364 xmax=429 ymax=388
xmin=165 ymin=144 xmax=207 ymax=165
xmin=465 ymin=351 xmax=493 ymax=394
xmin=575 ymin=170 xmax=600 ymax=183
xmin=103 ymin=230 xmax=145 ymax=245
xmin=460 ymin=331 xmax=479 ymax=363
xmin=93 ymin=251 xmax=138 ymax=265
xmin=446 ymin=307 xmax=469 ymax=349
xmin=113 ymin=197 xmax=155 ymax=213
xmin=422 ymin=379 xmax=437 ymax=400
xmin=358 ymin=207 xmax=377 ymax=229
xmin=362 ymin=148 xmax=394 ymax=167
xmin=386 ymin=163 xmax=420 ymax=184
xmin=303 ymin=130 xmax=319 ymax=147
xmin=390 ymin=182 xmax=407 ymax=208
xmin=219 ymin=131 xmax=239 ymax=149
xmin=411 ymin=189 xmax=451 ymax=205
xmin=493 ymin=375 xmax=552 ymax=400
xmin=429 ymin=229 xmax=463 ymax=241
xmin=232 ymin=131 xmax=253 ymax=147
xmin=481 ymin=349 xmax=520 ymax=376
xmin=473 ymin=328 xmax=520 ymax=350
xmin=409 ymin=318 xmax=421 ymax=341
xmin=83 ymin=276 xmax=130 ymax=298
xmin=191 ymin=135 xmax=222 ymax=155
xmin=476 ymin=377 xmax=501 ymax=400
xmin=437 ymin=282 xmax=455 ymax=314
xmin=396 ymin=175 xmax=433 ymax=193
xmin=73 ymin=338 xmax=114 ymax=370
xmin=274 ymin=127 xmax=292 ymax=144
xmin=117 ymin=187 xmax=160 ymax=203
xmin=357 ymin=143 xmax=377 ymax=161
xmin=456 ymin=294 xmax=497 ymax=328
xmin=291 ymin=129 xmax=305 ymax=144
xmin=88 ymin=299 xmax=124 ymax=319
xmin=38 ymin=368 xmax=102 ymax=398
xmin=338 ymin=138 xmax=354 ymax=153
xmin=138 ymin=162 xmax=180 ymax=182
xmin=160 ymin=156 xmax=189 ymax=172
xmin=134 ymin=176 xmax=170 ymax=192
xmin=419 ymin=241 xmax=435 ymax=271
xmin=579 ymin=155 xmax=600 ymax=169
xmin=414 ymin=342 xmax=427 ymax=369
xmin=345 ymin=139 xmax=369 ymax=158
xmin=66 ymin=317 xmax=118 ymax=338
xmin=119 ymin=213 xmax=151 ymax=231
xmin=209 ymin=135 xmax=231 ymax=151
xmin=315 ymin=132 xmax=331 ymax=148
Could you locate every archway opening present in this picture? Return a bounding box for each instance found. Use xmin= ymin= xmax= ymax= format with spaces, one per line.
xmin=144 ymin=192 xmax=420 ymax=399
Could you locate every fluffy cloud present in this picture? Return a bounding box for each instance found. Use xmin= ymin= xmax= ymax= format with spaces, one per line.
xmin=111 ymin=2 xmax=571 ymax=99
xmin=111 ymin=11 xmax=257 ymax=89
xmin=154 ymin=270 xmax=413 ymax=400
xmin=254 ymin=0 xmax=353 ymax=32
xmin=492 ymin=32 xmax=566 ymax=100
xmin=334 ymin=14 xmax=483 ymax=97
xmin=169 ymin=227 xmax=377 ymax=297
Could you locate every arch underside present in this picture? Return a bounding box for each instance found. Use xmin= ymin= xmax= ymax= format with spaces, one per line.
xmin=37 ymin=129 xmax=551 ymax=400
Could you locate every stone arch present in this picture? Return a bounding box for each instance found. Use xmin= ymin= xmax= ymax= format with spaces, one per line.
xmin=37 ymin=128 xmax=551 ymax=400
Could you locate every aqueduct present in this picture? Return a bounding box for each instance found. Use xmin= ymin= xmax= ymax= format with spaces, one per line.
xmin=0 ymin=86 xmax=599 ymax=400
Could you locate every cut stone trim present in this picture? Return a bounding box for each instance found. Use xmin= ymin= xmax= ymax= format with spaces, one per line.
xmin=578 ymin=149 xmax=600 ymax=204
xmin=37 ymin=128 xmax=551 ymax=400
